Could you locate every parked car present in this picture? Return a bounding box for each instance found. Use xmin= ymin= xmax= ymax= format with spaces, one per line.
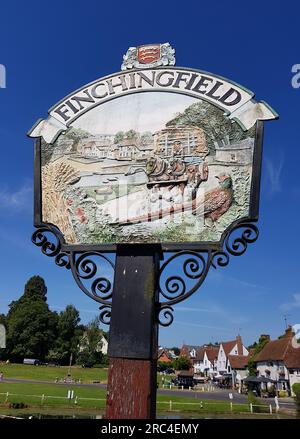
xmin=82 ymin=362 xmax=94 ymax=368
xmin=23 ymin=358 xmax=41 ymax=366
xmin=163 ymin=368 xmax=175 ymax=375
xmin=174 ymin=371 xmax=195 ymax=389
xmin=48 ymin=361 xmax=60 ymax=367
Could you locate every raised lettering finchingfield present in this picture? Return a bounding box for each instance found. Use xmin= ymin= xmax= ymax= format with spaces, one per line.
xmin=52 ymin=68 xmax=249 ymax=125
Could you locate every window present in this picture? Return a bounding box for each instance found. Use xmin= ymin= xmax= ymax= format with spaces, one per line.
xmin=230 ymin=153 xmax=236 ymax=161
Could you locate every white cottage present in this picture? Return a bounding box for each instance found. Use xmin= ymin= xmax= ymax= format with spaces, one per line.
xmin=202 ymin=346 xmax=219 ymax=376
xmin=215 ymin=138 xmax=254 ymax=165
xmin=255 ymin=327 xmax=300 ymax=395
xmin=216 ymin=336 xmax=249 ymax=375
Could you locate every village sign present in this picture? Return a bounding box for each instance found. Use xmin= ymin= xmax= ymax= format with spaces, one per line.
xmin=28 ymin=43 xmax=278 ymax=418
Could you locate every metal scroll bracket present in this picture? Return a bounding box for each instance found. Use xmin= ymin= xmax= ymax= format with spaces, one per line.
xmin=32 ymin=219 xmax=258 ymax=328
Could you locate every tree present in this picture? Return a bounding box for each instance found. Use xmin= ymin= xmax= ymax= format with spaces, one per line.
xmin=0 ymin=314 xmax=6 ymax=326
xmin=166 ymin=101 xmax=255 ymax=152
xmin=125 ymin=129 xmax=137 ymax=140
xmin=247 ymin=335 xmax=270 ymax=376
xmin=173 ymin=356 xmax=191 ymax=371
xmin=114 ymin=131 xmax=124 ymax=144
xmin=77 ymin=318 xmax=104 ymax=366
xmin=65 ymin=127 xmax=90 ymax=152
xmin=5 ymin=276 xmax=58 ymax=362
xmin=141 ymin=131 xmax=153 ymax=144
xmin=292 ymin=383 xmax=300 ymax=416
xmin=171 ymin=346 xmax=180 ymax=356
xmin=48 ymin=305 xmax=83 ymax=365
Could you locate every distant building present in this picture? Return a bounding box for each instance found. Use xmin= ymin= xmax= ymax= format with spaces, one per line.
xmin=135 ymin=141 xmax=154 ymax=161
xmin=201 ymin=346 xmax=219 ymax=376
xmin=216 ymin=335 xmax=249 ymax=375
xmin=254 ymin=327 xmax=300 ymax=395
xmin=227 ymin=354 xmax=249 ymax=389
xmin=214 ymin=137 xmax=253 ymax=165
xmin=79 ymin=333 xmax=108 ymax=355
xmin=78 ymin=134 xmax=114 ymax=158
xmin=193 ymin=345 xmax=219 ymax=376
xmin=157 ymin=347 xmax=178 ymax=364
xmin=180 ymin=344 xmax=202 ymax=361
xmin=54 ymin=138 xmax=74 ymax=155
xmin=153 ymin=125 xmax=208 ymax=157
xmin=158 ymin=348 xmax=173 ymax=363
xmin=114 ymin=139 xmax=140 ymax=160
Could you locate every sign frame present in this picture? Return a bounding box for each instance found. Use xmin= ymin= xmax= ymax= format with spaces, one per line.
xmin=31 ymin=67 xmax=265 ymax=253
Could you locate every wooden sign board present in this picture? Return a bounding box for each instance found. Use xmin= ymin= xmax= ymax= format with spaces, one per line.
xmin=29 ymin=43 xmax=277 ymax=251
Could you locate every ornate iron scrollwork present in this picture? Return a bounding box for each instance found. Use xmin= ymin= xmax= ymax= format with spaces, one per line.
xmin=32 ymin=226 xmax=71 ymax=269
xmin=157 ymin=220 xmax=259 ymax=326
xmin=70 ymin=251 xmax=114 ymax=324
xmin=32 ymin=220 xmax=258 ymax=327
xmin=32 ymin=226 xmax=115 ymax=325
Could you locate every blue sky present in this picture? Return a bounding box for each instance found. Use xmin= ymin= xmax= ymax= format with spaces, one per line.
xmin=0 ymin=0 xmax=299 ymax=348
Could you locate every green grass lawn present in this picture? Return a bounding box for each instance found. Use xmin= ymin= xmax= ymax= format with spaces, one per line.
xmin=0 ymin=381 xmax=293 ymax=419
xmin=0 ymin=381 xmax=251 ymax=415
xmin=0 ymin=382 xmax=106 ymax=409
xmin=157 ymin=393 xmax=249 ymax=414
xmin=1 ymin=364 xmax=174 ymax=388
xmin=0 ymin=363 xmax=108 ymax=384
xmin=0 ymin=365 xmax=290 ymax=418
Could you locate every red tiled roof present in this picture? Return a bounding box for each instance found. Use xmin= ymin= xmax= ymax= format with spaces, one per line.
xmin=158 ymin=349 xmax=172 ymax=362
xmin=254 ymin=328 xmax=300 ymax=368
xmin=228 ymin=354 xmax=249 ymax=369
xmin=180 ymin=345 xmax=204 ymax=359
xmin=285 ymin=344 xmax=300 ymax=368
xmin=194 ymin=347 xmax=205 ymax=361
xmin=204 ymin=346 xmax=219 ymax=362
xmin=221 ymin=340 xmax=237 ymax=355
xmin=255 ymin=338 xmax=289 ymax=362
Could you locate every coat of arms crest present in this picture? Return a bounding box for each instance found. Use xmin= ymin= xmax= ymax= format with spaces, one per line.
xmin=137 ymin=45 xmax=161 ymax=64
xmin=121 ymin=42 xmax=175 ymax=70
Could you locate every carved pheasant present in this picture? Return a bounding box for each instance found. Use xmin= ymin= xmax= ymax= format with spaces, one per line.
xmin=202 ymin=174 xmax=233 ymax=221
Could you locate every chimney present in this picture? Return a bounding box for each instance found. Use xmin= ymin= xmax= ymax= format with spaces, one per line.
xmin=236 ymin=335 xmax=243 ymax=355
xmin=260 ymin=334 xmax=270 ymax=341
xmin=284 ymin=326 xmax=295 ymax=338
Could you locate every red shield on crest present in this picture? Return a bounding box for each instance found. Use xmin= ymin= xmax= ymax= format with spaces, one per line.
xmin=137 ymin=45 xmax=161 ymax=64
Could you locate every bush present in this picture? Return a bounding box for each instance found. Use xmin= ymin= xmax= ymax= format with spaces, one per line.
xmin=101 ymin=354 xmax=109 ymax=367
xmin=158 ymin=361 xmax=171 ymax=372
xmin=278 ymin=390 xmax=289 ymax=398
xmin=248 ymin=391 xmax=263 ymax=413
xmin=292 ymin=383 xmax=300 ymax=415
xmin=9 ymin=402 xmax=28 ymax=409
xmin=173 ymin=356 xmax=191 ymax=371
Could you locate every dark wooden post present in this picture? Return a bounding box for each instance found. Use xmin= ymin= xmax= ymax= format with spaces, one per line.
xmin=105 ymin=244 xmax=162 ymax=419
xmin=106 ymin=244 xmax=162 ymax=419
